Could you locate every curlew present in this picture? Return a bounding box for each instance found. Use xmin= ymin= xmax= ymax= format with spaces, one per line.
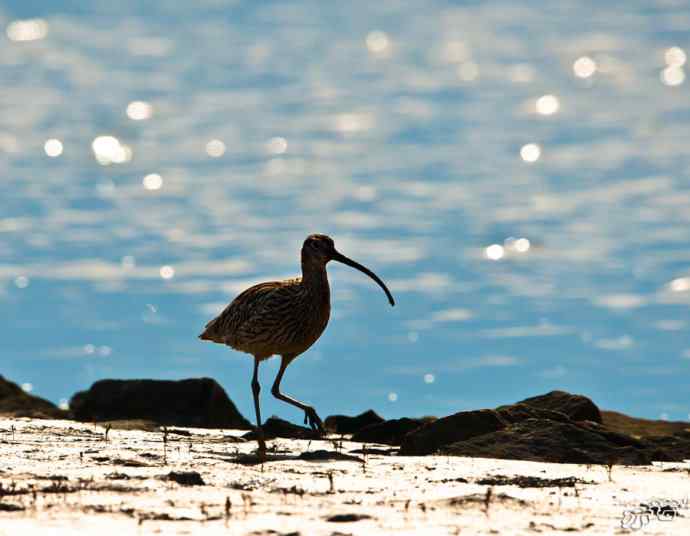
xmin=199 ymin=234 xmax=395 ymax=454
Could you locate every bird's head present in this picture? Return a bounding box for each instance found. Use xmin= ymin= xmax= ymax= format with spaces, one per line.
xmin=302 ymin=234 xmax=337 ymax=263
xmin=302 ymin=234 xmax=395 ymax=306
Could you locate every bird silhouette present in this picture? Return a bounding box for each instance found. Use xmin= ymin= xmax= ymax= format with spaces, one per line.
xmin=199 ymin=234 xmax=395 ymax=454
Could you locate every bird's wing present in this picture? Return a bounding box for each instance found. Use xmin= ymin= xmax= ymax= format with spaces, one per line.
xmin=200 ymin=280 xmax=300 ymax=345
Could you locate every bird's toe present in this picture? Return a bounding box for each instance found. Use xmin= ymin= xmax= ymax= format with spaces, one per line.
xmin=304 ymin=407 xmax=324 ymax=433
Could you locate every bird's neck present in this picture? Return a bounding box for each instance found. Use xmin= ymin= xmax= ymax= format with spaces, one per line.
xmin=300 ymin=259 xmax=330 ymax=302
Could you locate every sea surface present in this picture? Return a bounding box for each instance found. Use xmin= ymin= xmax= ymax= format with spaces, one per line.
xmin=1 ymin=0 xmax=689 ymax=422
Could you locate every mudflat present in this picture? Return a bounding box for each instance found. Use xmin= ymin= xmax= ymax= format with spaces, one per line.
xmin=0 ymin=418 xmax=688 ymax=534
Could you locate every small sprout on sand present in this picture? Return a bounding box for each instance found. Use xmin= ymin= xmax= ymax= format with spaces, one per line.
xmin=104 ymin=424 xmax=112 ymax=442
xmin=11 ymin=425 xmax=15 ymax=441
xmin=225 ymin=496 xmax=231 ymax=520
xmin=162 ymin=426 xmax=169 ymax=464
xmin=404 ymin=499 xmax=410 ymax=512
xmin=328 ymin=471 xmax=335 ymax=494
xmin=605 ymin=462 xmax=614 ymax=482
xmin=330 ymin=436 xmax=344 ymax=453
xmin=484 ymin=486 xmax=493 ymax=517
xmin=241 ymin=492 xmax=252 ymax=514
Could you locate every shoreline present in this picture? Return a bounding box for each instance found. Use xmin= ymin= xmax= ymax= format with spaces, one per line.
xmin=1 ymin=417 xmax=689 ymax=534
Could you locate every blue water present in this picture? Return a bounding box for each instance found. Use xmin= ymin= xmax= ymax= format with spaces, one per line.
xmin=1 ymin=0 xmax=689 ymax=424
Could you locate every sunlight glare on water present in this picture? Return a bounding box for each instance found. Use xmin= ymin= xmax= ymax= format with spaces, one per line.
xmin=1 ymin=0 xmax=689 ymax=424
xmin=43 ymin=139 xmax=63 ymax=157
xmin=6 ymin=18 xmax=47 ymax=41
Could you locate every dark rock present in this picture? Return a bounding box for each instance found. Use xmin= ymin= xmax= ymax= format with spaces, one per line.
xmin=349 ymin=447 xmax=398 ymax=455
xmin=0 ymin=375 xmax=67 ymax=419
xmin=475 ymin=475 xmax=593 ymax=488
xmin=324 ymin=409 xmax=384 ymax=434
xmin=298 ymin=450 xmax=363 ymax=462
xmin=440 ymin=493 xmax=528 ymax=508
xmin=576 ymin=420 xmax=647 ymax=448
xmin=400 ymin=410 xmax=508 ymax=455
xmin=166 ymin=471 xmax=205 ymax=486
xmin=325 ymin=513 xmax=373 ymax=522
xmin=242 ymin=416 xmax=321 ymax=440
xmin=514 ymin=390 xmax=602 ymax=423
xmin=69 ymin=378 xmax=250 ymax=429
xmin=389 ymin=391 xmax=690 ymax=464
xmin=440 ymin=418 xmax=669 ymax=465
xmin=496 ymin=403 xmax=572 ymax=424
xmin=0 ymin=502 xmax=25 ymax=512
xmin=351 ymin=417 xmax=427 ymax=446
xmin=601 ymin=410 xmax=690 ymax=437
xmin=642 ymin=434 xmax=690 ymax=461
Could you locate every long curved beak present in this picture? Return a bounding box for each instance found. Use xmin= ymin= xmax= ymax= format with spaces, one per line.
xmin=332 ymin=250 xmax=395 ymax=306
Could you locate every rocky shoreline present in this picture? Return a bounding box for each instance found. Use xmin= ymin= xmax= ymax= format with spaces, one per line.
xmin=1 ymin=417 xmax=689 ymax=534
xmin=2 ymin=375 xmax=689 ymax=466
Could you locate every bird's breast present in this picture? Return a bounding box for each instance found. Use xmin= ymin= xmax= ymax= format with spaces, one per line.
xmin=293 ymin=291 xmax=330 ymax=351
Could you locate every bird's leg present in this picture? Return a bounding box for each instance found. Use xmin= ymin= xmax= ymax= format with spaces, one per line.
xmin=271 ymin=355 xmax=324 ymax=433
xmin=251 ymin=356 xmax=267 ymax=457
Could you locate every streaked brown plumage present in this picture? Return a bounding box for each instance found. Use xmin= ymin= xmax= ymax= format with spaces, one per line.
xmin=199 ymin=234 xmax=395 ymax=453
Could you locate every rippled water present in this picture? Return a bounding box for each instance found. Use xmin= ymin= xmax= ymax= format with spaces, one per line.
xmin=1 ymin=1 xmax=689 ymax=422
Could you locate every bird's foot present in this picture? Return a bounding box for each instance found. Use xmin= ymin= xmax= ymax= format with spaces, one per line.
xmin=303 ymin=406 xmax=324 ymax=434
xmin=256 ymin=427 xmax=267 ymax=460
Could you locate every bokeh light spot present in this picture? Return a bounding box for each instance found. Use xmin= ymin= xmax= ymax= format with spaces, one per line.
xmin=665 ymin=46 xmax=686 ymax=68
xmin=485 ymin=244 xmax=505 ymax=260
xmin=266 ymin=136 xmax=288 ymax=155
xmin=92 ymin=136 xmax=131 ymax=165
xmin=514 ymin=238 xmax=531 ymax=253
xmin=206 ymin=139 xmax=226 ymax=157
xmin=670 ymin=277 xmax=690 ymax=292
xmin=520 ymin=143 xmax=541 ymax=162
xmin=573 ymin=56 xmax=597 ymax=78
xmin=143 ymin=173 xmax=163 ymax=190
xmin=366 ymin=31 xmax=390 ymax=55
xmin=44 ymin=139 xmax=63 ymax=157
xmin=6 ymin=19 xmax=47 ymax=42
xmin=160 ymin=265 xmax=175 ymax=280
xmin=536 ymin=95 xmax=560 ymax=115
xmin=126 ymin=100 xmax=153 ymax=120
xmin=661 ymin=66 xmax=685 ymax=86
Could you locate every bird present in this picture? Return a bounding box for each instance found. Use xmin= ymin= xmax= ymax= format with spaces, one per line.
xmin=199 ymin=234 xmax=395 ymax=454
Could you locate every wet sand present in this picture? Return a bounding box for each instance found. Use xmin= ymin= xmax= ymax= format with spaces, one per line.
xmin=0 ymin=418 xmax=688 ymax=535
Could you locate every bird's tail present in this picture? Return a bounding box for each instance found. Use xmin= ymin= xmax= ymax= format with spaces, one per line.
xmin=198 ymin=319 xmax=220 ymax=342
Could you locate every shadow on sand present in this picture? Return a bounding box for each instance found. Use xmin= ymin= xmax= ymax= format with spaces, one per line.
xmin=221 ymin=449 xmax=364 ymax=466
